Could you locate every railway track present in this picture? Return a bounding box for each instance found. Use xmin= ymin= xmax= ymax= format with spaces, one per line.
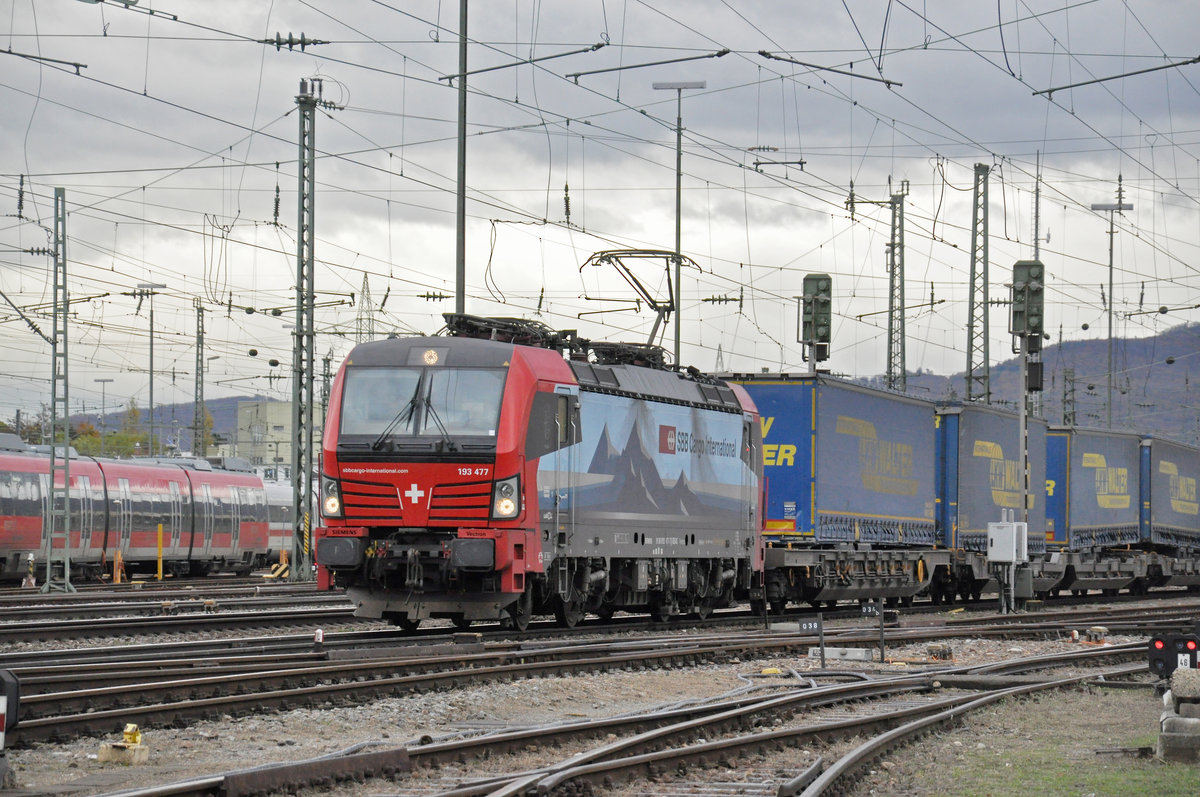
xmin=73 ymin=645 xmax=1147 ymax=797
xmin=7 ymin=607 xmax=1161 ymax=746
xmin=0 ymin=604 xmax=368 ymax=644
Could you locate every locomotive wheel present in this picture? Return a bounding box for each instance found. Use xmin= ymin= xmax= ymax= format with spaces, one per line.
xmin=555 ymin=597 xmax=585 ymax=628
xmin=504 ymin=589 xmax=533 ymax=633
xmin=900 ymin=595 xmax=914 ymax=608
xmin=397 ymin=617 xmax=420 ymax=632
xmin=770 ymin=598 xmax=786 ymax=615
xmin=595 ymin=604 xmax=616 ymax=621
xmin=451 ymin=615 xmax=472 ymax=629
xmin=694 ymin=601 xmax=713 ymax=620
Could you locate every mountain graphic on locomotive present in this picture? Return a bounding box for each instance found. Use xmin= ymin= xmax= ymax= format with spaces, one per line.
xmin=313 ymin=314 xmax=764 ymax=631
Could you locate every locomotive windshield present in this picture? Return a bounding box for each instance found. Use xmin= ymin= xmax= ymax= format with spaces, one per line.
xmin=339 ymin=366 xmax=506 ymax=447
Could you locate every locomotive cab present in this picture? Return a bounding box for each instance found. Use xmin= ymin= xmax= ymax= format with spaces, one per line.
xmin=314 ymin=333 xmax=564 ymax=629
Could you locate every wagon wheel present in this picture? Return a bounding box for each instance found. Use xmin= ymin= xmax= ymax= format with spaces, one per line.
xmin=555 ymin=595 xmax=586 ymax=628
xmin=650 ymin=592 xmax=677 ymax=623
xmin=595 ymin=603 xmax=616 ymax=622
xmin=504 ymin=588 xmax=533 ymax=633
xmin=769 ymin=598 xmax=787 ymax=615
xmin=451 ymin=615 xmax=473 ymax=629
xmin=693 ymin=600 xmax=713 ymax=621
xmin=396 ymin=617 xmax=421 ymax=632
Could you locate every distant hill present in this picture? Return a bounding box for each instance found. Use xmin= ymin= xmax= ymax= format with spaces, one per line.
xmin=76 ymin=394 xmax=283 ymax=451
xmin=862 ymin=322 xmax=1200 ymax=445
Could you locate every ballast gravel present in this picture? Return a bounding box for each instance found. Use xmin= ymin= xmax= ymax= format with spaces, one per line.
xmin=3 ymin=625 xmax=1147 ymax=797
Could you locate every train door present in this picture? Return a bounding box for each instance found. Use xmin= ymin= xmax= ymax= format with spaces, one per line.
xmin=230 ymin=486 xmax=242 ymax=551
xmin=37 ymin=473 xmax=49 ymax=550
xmin=200 ymin=483 xmax=214 ymax=556
xmin=116 ymin=477 xmax=132 ymax=549
xmin=551 ymin=385 xmax=579 ymax=551
xmin=742 ymin=414 xmax=760 ymax=537
xmin=77 ymin=475 xmax=93 ymax=551
xmin=168 ymin=480 xmax=183 ymax=552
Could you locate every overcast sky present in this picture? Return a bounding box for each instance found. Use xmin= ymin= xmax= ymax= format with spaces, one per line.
xmin=2 ymin=0 xmax=1198 ymax=425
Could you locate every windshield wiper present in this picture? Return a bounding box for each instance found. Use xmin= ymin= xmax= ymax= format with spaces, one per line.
xmin=370 ymin=382 xmax=422 ymax=451
xmin=422 ymin=397 xmax=458 ymax=452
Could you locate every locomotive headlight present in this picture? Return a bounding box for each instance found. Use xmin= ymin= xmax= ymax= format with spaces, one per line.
xmin=492 ymin=475 xmax=520 ymax=519
xmin=321 ymin=476 xmax=343 ymax=518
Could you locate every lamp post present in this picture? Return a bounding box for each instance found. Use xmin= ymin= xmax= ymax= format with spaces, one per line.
xmin=1090 ymin=176 xmax=1132 ymax=429
xmin=135 ymin=282 xmax=167 ymax=455
xmin=652 ymin=80 xmax=705 ymax=368
xmin=94 ymin=378 xmax=113 ymax=457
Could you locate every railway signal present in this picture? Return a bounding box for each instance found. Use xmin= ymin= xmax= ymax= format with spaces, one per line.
xmin=1149 ymin=634 xmax=1200 ymax=678
xmin=800 ymin=273 xmax=832 ymax=363
xmin=1010 ymin=259 xmax=1045 ymax=349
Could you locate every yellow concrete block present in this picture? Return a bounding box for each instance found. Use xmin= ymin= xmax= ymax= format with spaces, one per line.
xmin=98 ymin=743 xmax=149 ymax=765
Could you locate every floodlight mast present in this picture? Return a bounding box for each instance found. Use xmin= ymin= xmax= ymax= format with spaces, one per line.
xmin=652 ymin=80 xmax=705 ymax=367
xmin=1091 ymin=176 xmax=1133 ymax=429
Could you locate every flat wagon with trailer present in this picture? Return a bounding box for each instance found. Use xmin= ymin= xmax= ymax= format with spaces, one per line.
xmin=1138 ymin=435 xmax=1200 ymax=590
xmin=726 ymin=373 xmax=945 ymax=610
xmin=936 ymin=402 xmax=1055 ymax=601
xmin=1045 ymin=425 xmax=1146 ymax=595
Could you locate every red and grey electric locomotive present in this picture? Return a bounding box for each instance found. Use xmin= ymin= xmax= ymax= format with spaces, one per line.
xmin=313 ymin=314 xmax=764 ymax=630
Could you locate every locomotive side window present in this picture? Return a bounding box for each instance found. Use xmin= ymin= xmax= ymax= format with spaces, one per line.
xmin=525 ymin=391 xmax=579 ymax=459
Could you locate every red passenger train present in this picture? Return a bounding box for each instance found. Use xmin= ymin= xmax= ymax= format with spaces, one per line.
xmin=0 ymin=451 xmax=279 ymax=580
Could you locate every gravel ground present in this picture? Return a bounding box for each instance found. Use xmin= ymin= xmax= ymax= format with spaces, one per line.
xmin=4 ymin=627 xmax=1164 ymax=797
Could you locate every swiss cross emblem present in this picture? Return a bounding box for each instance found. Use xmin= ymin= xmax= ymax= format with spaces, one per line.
xmin=404 ymin=483 xmax=425 ymax=505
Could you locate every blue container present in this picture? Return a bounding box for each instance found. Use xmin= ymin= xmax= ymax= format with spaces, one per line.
xmin=1046 ymin=426 xmax=1141 ymax=549
xmin=1141 ymin=436 xmax=1200 ymax=549
xmin=734 ymin=376 xmax=937 ymax=546
xmin=936 ymin=404 xmax=1047 ymax=555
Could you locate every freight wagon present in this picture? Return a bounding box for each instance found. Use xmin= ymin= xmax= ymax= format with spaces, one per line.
xmin=727 ymin=374 xmax=947 ymax=610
